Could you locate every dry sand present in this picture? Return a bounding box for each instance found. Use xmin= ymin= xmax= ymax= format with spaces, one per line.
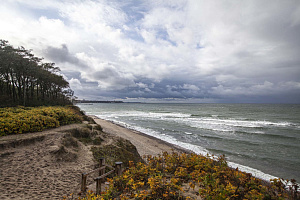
xmin=0 ymin=117 xmax=188 ymax=199
xmin=0 ymin=124 xmax=95 ymax=200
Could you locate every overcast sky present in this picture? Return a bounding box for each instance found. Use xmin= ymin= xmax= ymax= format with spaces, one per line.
xmin=1 ymin=0 xmax=300 ymax=103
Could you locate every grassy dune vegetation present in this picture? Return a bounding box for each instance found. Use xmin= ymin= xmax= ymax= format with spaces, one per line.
xmin=69 ymin=152 xmax=299 ymax=200
xmin=0 ymin=106 xmax=83 ymax=136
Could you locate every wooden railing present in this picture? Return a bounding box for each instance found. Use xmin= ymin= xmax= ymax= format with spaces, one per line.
xmin=81 ymin=158 xmax=123 ymax=194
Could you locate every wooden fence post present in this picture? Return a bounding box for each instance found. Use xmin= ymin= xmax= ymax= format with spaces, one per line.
xmin=99 ymin=158 xmax=105 ymax=176
xmin=95 ymin=157 xmax=105 ymax=195
xmin=81 ymin=159 xmax=122 ymax=195
xmin=115 ymin=162 xmax=123 ymax=176
xmin=95 ymin=177 xmax=102 ymax=195
xmin=81 ymin=173 xmax=87 ymax=192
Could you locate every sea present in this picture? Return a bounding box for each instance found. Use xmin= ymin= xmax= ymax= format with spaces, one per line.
xmin=77 ymin=103 xmax=300 ymax=182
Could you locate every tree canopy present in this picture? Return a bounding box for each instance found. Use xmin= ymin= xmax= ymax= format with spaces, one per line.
xmin=0 ymin=40 xmax=73 ymax=107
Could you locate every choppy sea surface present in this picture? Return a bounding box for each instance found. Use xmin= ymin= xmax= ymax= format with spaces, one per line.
xmin=77 ymin=103 xmax=300 ymax=181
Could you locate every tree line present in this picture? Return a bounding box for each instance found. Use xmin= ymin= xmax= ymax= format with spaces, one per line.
xmin=0 ymin=39 xmax=73 ymax=107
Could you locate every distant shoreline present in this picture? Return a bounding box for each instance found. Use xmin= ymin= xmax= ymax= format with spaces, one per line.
xmin=75 ymin=101 xmax=143 ymax=104
xmin=74 ymin=100 xmax=124 ymax=103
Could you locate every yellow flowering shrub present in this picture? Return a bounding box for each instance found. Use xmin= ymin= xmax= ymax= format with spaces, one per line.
xmin=0 ymin=106 xmax=83 ymax=136
xmin=74 ymin=152 xmax=299 ymax=200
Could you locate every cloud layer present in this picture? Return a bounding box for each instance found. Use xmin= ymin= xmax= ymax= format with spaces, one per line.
xmin=1 ymin=0 xmax=300 ymax=103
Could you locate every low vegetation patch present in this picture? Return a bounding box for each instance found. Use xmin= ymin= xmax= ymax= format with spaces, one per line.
xmin=68 ymin=125 xmax=103 ymax=145
xmin=0 ymin=106 xmax=83 ymax=136
xmin=91 ymin=138 xmax=144 ymax=168
xmin=62 ymin=133 xmax=79 ymax=148
xmin=74 ymin=152 xmax=298 ymax=200
xmin=51 ymin=145 xmax=78 ymax=162
xmin=68 ymin=123 xmax=144 ymax=168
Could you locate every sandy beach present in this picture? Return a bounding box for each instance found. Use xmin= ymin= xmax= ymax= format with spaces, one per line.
xmin=0 ymin=117 xmax=185 ymax=199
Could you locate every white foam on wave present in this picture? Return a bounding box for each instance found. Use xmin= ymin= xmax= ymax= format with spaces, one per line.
xmin=186 ymin=118 xmax=293 ymax=129
xmin=249 ymin=130 xmax=265 ymax=134
xmin=227 ymin=161 xmax=277 ymax=181
xmin=100 ymin=111 xmax=191 ymax=119
xmin=161 ymin=117 xmax=297 ymax=136
xmin=125 ymin=124 xmax=208 ymax=155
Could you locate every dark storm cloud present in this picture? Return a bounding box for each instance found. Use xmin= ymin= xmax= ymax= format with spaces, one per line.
xmin=43 ymin=44 xmax=88 ymax=69
xmin=88 ymin=77 xmax=211 ymax=100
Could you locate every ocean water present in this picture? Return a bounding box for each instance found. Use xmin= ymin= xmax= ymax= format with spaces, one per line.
xmin=77 ymin=103 xmax=300 ymax=182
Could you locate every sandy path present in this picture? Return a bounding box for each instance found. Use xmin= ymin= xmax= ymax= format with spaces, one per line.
xmin=91 ymin=116 xmax=188 ymax=157
xmin=0 ymin=124 xmax=94 ymax=200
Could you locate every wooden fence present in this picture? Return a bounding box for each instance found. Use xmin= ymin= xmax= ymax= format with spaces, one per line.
xmin=81 ymin=158 xmax=123 ymax=194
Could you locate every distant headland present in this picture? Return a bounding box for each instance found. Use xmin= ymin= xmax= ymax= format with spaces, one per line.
xmin=74 ymin=100 xmax=124 ymax=103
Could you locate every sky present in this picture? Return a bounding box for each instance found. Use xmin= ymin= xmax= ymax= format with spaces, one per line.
xmin=1 ymin=0 xmax=300 ymax=103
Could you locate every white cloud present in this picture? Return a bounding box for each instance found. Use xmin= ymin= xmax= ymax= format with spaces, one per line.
xmin=69 ymin=78 xmax=82 ymax=90
xmin=60 ymin=1 xmax=127 ymax=28
xmin=181 ymin=84 xmax=200 ymax=91
xmin=211 ymin=81 xmax=300 ymax=98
